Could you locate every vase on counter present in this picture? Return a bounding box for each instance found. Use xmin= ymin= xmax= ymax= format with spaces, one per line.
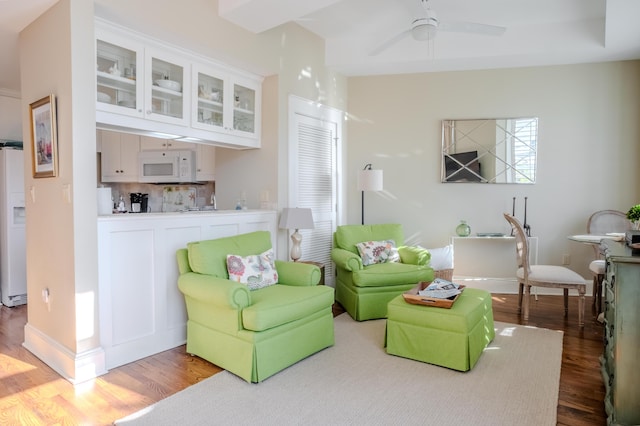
xmin=456 ymin=220 xmax=471 ymax=237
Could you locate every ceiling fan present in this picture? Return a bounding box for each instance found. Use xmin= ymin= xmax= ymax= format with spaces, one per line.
xmin=369 ymin=0 xmax=506 ymax=56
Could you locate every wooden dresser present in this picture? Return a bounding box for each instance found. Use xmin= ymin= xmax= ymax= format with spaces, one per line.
xmin=601 ymin=240 xmax=640 ymax=425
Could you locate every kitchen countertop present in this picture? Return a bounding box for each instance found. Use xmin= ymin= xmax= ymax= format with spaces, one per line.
xmin=98 ymin=209 xmax=273 ymax=220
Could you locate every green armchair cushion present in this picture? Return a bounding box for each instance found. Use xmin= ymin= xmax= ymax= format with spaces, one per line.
xmin=335 ymin=224 xmax=405 ymax=255
xmin=187 ymin=231 xmax=273 ymax=277
xmin=398 ymin=245 xmax=431 ymax=266
xmin=352 ymin=262 xmax=432 ymax=288
xmin=242 ymin=284 xmax=335 ymax=331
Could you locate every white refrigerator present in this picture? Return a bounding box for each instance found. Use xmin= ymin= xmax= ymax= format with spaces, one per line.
xmin=0 ymin=148 xmax=26 ymax=306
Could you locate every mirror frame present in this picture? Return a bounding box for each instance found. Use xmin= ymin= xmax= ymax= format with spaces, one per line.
xmin=441 ymin=117 xmax=538 ymax=184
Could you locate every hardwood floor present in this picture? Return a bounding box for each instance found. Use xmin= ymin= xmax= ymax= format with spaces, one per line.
xmin=1 ymin=294 xmax=605 ymax=425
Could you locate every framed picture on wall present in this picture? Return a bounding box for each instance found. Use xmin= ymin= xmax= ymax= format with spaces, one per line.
xmin=29 ymin=94 xmax=58 ymax=178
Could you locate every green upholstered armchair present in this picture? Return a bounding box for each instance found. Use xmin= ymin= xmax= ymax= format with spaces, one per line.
xmin=331 ymin=224 xmax=434 ymax=321
xmin=176 ymin=231 xmax=335 ymax=383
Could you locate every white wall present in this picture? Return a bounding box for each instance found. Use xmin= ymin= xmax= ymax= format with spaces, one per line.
xmin=20 ymin=0 xmax=102 ymax=382
xmin=0 ymin=95 xmax=22 ymax=140
xmin=214 ymin=22 xmax=348 ymax=257
xmin=347 ymin=61 xmax=640 ymax=279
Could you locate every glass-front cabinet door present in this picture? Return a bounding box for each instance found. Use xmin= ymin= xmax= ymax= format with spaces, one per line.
xmin=191 ymin=65 xmax=259 ymax=139
xmin=96 ymin=34 xmax=143 ymax=118
xmin=232 ymin=81 xmax=257 ymax=136
xmin=145 ymin=49 xmax=188 ymax=126
xmin=193 ymin=65 xmax=226 ymax=131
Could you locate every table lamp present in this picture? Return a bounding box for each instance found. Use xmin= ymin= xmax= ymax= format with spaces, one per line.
xmin=279 ymin=207 xmax=315 ymax=261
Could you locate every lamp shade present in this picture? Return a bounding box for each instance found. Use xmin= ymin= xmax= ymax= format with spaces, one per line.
xmin=279 ymin=207 xmax=315 ymax=230
xmin=357 ymin=169 xmax=383 ymax=191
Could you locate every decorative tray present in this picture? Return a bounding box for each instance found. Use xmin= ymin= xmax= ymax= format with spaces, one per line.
xmin=402 ymin=282 xmax=465 ymax=309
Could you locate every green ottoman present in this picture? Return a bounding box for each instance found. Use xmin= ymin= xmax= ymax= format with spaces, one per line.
xmin=385 ymin=288 xmax=495 ymax=371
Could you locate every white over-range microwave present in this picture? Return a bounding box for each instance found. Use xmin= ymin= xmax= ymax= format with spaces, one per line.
xmin=138 ymin=150 xmax=196 ymax=183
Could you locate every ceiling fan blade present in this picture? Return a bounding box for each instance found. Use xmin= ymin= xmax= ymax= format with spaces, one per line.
xmin=369 ymin=29 xmax=412 ymax=56
xmin=439 ymin=21 xmax=506 ymax=36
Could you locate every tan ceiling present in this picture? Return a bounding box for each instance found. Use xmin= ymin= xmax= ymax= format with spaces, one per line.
xmin=2 ymin=0 xmax=639 ymax=97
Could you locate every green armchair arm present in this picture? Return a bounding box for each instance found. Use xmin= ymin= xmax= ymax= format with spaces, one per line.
xmin=178 ymin=272 xmax=251 ymax=309
xmin=331 ymin=247 xmax=363 ymax=271
xmin=275 ymin=260 xmax=320 ymax=286
xmin=398 ymin=246 xmax=431 ymax=266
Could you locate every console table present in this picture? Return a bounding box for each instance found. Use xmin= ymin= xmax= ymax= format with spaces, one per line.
xmin=450 ymin=236 xmax=538 ymax=294
xmin=600 ymin=240 xmax=640 ymax=425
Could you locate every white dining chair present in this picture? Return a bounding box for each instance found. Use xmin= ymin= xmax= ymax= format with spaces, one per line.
xmin=504 ymin=213 xmax=587 ymax=328
xmin=586 ymin=210 xmax=630 ymax=315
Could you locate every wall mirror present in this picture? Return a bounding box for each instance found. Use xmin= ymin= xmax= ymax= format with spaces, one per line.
xmin=441 ymin=117 xmax=538 ymax=184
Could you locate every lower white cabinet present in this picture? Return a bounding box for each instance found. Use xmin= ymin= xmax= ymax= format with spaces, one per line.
xmin=97 ymin=210 xmax=276 ymax=370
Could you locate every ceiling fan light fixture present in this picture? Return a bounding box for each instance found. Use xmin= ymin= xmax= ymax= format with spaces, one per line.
xmin=411 ymin=17 xmax=437 ymax=41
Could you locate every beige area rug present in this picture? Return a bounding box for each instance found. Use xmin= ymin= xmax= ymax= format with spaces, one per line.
xmin=116 ymin=314 xmax=563 ymax=426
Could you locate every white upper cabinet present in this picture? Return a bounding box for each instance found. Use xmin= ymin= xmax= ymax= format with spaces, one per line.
xmin=196 ymin=143 xmax=216 ymax=182
xmin=193 ymin=65 xmax=226 ymax=132
xmin=232 ymin=77 xmax=259 ymax=137
xmin=95 ymin=19 xmax=262 ymax=149
xmin=139 ymin=136 xmax=192 ymax=151
xmin=96 ymin=30 xmax=144 ymax=118
xmin=192 ymin=64 xmax=261 ymax=140
xmin=100 ymin=130 xmax=140 ymax=182
xmin=145 ymin=49 xmax=189 ymax=126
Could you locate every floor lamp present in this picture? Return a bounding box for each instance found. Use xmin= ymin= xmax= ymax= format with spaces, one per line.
xmin=357 ymin=164 xmax=383 ymax=225
xmin=279 ymin=207 xmax=315 ymax=261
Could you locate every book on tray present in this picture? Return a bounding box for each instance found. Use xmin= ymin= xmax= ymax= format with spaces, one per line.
xmin=418 ymin=278 xmax=462 ymax=299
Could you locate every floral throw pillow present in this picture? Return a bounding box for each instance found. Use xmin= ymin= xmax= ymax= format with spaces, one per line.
xmin=355 ymin=240 xmax=400 ymax=266
xmin=227 ymin=249 xmax=278 ymax=290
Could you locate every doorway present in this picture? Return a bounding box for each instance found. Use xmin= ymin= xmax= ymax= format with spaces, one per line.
xmin=287 ymin=96 xmax=343 ymax=286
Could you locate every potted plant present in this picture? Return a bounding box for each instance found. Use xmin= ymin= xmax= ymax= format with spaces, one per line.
xmin=626 ymin=205 xmax=640 ymax=230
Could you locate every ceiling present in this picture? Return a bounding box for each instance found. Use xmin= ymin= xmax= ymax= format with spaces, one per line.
xmin=220 ymin=0 xmax=640 ymax=76
xmin=2 ymin=0 xmax=640 ymax=97
xmin=0 ymin=0 xmax=59 ymax=96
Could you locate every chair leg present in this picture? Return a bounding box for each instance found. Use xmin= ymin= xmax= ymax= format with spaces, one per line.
xmin=518 ymin=282 xmax=524 ymax=314
xmin=591 ymin=275 xmax=598 ymax=311
xmin=578 ymin=288 xmax=586 ymax=328
xmin=523 ymin=284 xmax=530 ymax=322
xmin=563 ymin=289 xmax=569 ymax=317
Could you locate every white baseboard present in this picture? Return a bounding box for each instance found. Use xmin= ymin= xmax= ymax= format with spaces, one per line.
xmin=23 ymin=323 xmax=107 ymax=384
xmin=453 ymin=276 xmax=592 ymax=295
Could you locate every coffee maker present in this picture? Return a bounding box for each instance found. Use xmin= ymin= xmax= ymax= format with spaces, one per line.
xmin=130 ymin=193 xmax=149 ymax=213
